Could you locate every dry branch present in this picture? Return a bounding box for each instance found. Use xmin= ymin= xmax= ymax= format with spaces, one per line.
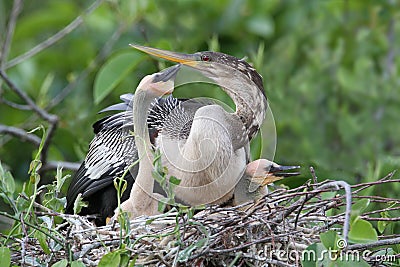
xmin=3 ymin=0 xmax=104 ymax=70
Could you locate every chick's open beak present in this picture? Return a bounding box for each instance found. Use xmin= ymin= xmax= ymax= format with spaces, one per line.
xmin=268 ymin=165 xmax=301 ymax=178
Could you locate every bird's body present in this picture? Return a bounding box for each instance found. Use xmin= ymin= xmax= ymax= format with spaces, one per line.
xmin=66 ymin=46 xmax=279 ymax=224
xmin=66 ymin=95 xmax=246 ymax=218
xmin=66 ymin=95 xmax=187 ymax=224
xmin=127 ymin=46 xmax=268 ymax=207
xmin=65 ymin=106 xmax=137 ymax=225
xmin=156 ymin=103 xmax=249 ymax=205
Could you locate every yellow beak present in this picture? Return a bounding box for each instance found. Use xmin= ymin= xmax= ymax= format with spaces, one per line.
xmin=130 ymin=44 xmax=200 ymax=67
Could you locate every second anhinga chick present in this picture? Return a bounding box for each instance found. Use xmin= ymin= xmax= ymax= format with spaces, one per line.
xmin=233 ymin=159 xmax=300 ymax=206
xmin=114 ymin=64 xmax=182 ymax=220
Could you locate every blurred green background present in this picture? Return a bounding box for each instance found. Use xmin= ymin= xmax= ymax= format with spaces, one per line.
xmin=0 ymin=0 xmax=399 ymax=199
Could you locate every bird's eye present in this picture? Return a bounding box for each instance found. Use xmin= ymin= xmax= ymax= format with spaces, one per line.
xmin=201 ymin=54 xmax=211 ymax=62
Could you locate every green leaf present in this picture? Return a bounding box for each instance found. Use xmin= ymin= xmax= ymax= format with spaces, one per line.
xmin=169 ymin=175 xmax=181 ymax=186
xmin=128 ymin=254 xmax=138 ymax=267
xmin=34 ymin=230 xmax=51 ymax=254
xmin=71 ymin=260 xmax=86 ymax=267
xmin=55 ymin=167 xmax=69 ymax=193
xmin=374 ymin=248 xmax=396 ymax=257
xmin=93 ymin=50 xmax=144 ymax=104
xmin=73 ymin=193 xmax=88 ymax=214
xmin=98 ymin=251 xmax=121 ymax=267
xmin=377 ymin=211 xmax=390 ymax=233
xmin=51 ymin=259 xmax=68 ymax=267
xmin=352 ymin=199 xmax=370 ymax=213
xmin=152 ymin=170 xmax=165 ymax=184
xmin=0 ymin=247 xmax=11 ymax=267
xmin=157 ymin=198 xmax=167 ymax=213
xmin=320 ymin=230 xmax=338 ymax=250
xmin=0 ymin=162 xmax=15 ymax=195
xmin=395 ymin=243 xmax=400 ymax=254
xmin=246 ymin=15 xmax=274 ymax=38
xmin=350 ymin=199 xmax=370 ymax=223
xmin=348 ymin=218 xmax=378 ymax=243
xmin=119 ymin=251 xmax=130 ymax=267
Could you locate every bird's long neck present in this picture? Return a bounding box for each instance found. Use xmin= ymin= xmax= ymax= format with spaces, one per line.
xmin=223 ymin=82 xmax=267 ymax=140
xmin=133 ymin=90 xmax=155 ymax=191
xmin=233 ymin=174 xmax=262 ymax=205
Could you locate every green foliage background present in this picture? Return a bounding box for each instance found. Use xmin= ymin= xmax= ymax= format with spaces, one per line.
xmin=1 ymin=0 xmax=400 ymax=198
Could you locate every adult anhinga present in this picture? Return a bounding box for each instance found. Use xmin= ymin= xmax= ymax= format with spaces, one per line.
xmin=66 ymin=45 xmax=299 ymax=224
xmin=128 ymin=45 xmax=268 ymax=207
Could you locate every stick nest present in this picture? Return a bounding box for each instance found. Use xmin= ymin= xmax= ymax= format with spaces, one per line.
xmin=9 ymin=174 xmax=400 ymax=266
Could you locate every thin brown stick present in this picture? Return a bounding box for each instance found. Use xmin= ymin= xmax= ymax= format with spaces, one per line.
xmin=0 ymin=70 xmax=57 ymax=123
xmin=0 ymin=97 xmax=31 ymax=110
xmin=0 ymin=0 xmax=23 ymax=68
xmin=41 ymin=161 xmax=81 ymax=171
xmin=4 ymin=0 xmax=104 ymax=70
xmin=347 ymin=237 xmax=400 ymax=250
xmin=0 ymin=124 xmax=41 ymax=145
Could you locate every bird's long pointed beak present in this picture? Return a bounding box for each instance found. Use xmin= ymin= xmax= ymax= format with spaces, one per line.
xmin=152 ymin=64 xmax=181 ymax=83
xmin=254 ymin=165 xmax=300 ymax=187
xmin=130 ymin=44 xmax=199 ymax=67
xmin=268 ymin=165 xmax=301 ymax=177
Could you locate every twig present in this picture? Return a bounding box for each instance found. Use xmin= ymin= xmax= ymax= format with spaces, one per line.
xmin=41 ymin=161 xmax=81 ymax=171
xmin=0 ymin=124 xmax=41 ymax=145
xmin=206 ymin=231 xmax=302 ymax=254
xmin=156 ymin=253 xmax=172 ymax=267
xmin=309 ymin=166 xmax=318 ymax=184
xmin=0 ymin=70 xmax=57 ymax=123
xmin=0 ymin=211 xmax=65 ymax=245
xmin=361 ymin=206 xmax=400 ymax=217
xmin=310 ymin=167 xmax=322 ymax=202
xmin=294 ymin=192 xmax=308 ymax=229
xmin=46 ymin=21 xmax=124 ymax=109
xmin=19 ymin=213 xmax=28 ymax=267
xmin=0 ymin=97 xmax=31 ymax=110
xmin=319 ymin=181 xmax=352 ymax=244
xmin=352 ymin=195 xmax=400 ymax=204
xmin=4 ymin=0 xmax=104 ymax=70
xmin=352 ymin=172 xmax=396 ymax=194
xmin=360 ymin=217 xmax=400 ymax=222
xmin=347 ymin=237 xmax=400 ymax=251
xmin=0 ymin=67 xmax=59 ymax=169
xmin=40 ymin=122 xmax=57 ymax=165
xmin=0 ymin=0 xmax=23 ymax=68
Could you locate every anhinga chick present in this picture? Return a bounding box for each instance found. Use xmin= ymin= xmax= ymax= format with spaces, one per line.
xmin=233 ymin=159 xmax=300 ymax=206
xmin=113 ymin=64 xmax=182 ymax=220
